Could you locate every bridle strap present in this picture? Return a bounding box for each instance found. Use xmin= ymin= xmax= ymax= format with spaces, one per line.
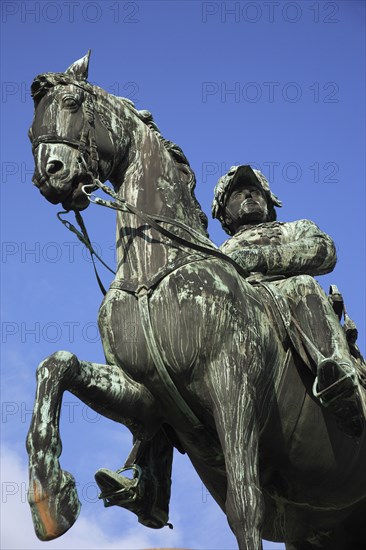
xmin=32 ymin=135 xmax=82 ymax=151
xmin=57 ymin=210 xmax=116 ymax=296
xmin=91 ymin=180 xmax=217 ymax=248
xmin=74 ymin=211 xmax=110 ymax=296
xmin=57 ymin=177 xmax=250 ymax=297
xmin=84 ymin=94 xmax=100 ymax=177
xmin=31 ymin=92 xmax=101 ymax=179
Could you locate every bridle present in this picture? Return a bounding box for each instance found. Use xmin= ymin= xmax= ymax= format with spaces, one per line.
xmin=31 ymin=82 xmax=250 ymax=295
xmin=31 ymin=84 xmax=118 ymax=293
xmin=31 ymin=88 xmax=103 ymax=187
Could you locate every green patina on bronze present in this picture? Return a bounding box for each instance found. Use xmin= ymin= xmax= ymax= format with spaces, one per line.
xmin=26 ymin=52 xmax=366 ymax=549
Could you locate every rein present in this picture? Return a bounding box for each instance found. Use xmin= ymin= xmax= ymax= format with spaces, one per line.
xmin=57 ymin=176 xmax=250 ymax=296
xmin=57 ymin=209 xmax=115 ymax=296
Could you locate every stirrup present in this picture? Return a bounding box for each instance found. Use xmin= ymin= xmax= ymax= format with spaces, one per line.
xmin=313 ymin=360 xmax=357 ymax=407
xmin=95 ymin=465 xmax=173 ymax=530
xmin=313 ymin=374 xmax=356 ymax=407
xmin=95 ymin=465 xmax=142 ymax=508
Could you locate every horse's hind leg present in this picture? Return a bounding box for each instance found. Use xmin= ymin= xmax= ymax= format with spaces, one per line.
xmin=209 ymin=353 xmax=264 ymax=550
xmin=26 ymin=351 xmax=159 ymax=541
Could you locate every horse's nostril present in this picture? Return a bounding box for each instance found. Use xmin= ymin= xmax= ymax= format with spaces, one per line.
xmin=46 ymin=160 xmax=64 ymax=175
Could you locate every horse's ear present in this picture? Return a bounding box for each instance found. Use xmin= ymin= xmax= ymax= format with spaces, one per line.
xmin=65 ymin=50 xmax=91 ymax=81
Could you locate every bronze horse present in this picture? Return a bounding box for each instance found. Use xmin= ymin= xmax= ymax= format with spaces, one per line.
xmin=26 ymin=52 xmax=366 ymax=549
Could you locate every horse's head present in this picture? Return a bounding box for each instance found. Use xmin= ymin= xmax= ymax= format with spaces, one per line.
xmin=29 ymin=51 xmax=116 ymax=211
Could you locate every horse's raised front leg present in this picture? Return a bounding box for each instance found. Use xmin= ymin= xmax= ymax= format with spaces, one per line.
xmin=209 ymin=349 xmax=264 ymax=550
xmin=26 ymin=351 xmax=159 ymax=541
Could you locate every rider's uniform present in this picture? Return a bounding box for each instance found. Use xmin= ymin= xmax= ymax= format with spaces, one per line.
xmin=220 ymin=219 xmax=336 ymax=277
xmin=219 ymin=218 xmax=355 ymax=377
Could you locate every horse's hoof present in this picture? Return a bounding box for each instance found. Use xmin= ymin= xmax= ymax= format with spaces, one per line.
xmin=28 ymin=470 xmax=81 ymax=541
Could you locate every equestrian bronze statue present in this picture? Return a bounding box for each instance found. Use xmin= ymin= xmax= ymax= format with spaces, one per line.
xmin=26 ymin=52 xmax=366 ymax=550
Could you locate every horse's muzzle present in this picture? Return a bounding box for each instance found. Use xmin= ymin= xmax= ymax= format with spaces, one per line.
xmin=33 ymin=172 xmax=91 ymax=211
xmin=61 ymin=178 xmax=91 ymax=211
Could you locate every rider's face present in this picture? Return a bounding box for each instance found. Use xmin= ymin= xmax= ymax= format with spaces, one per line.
xmin=225 ymin=184 xmax=269 ymax=230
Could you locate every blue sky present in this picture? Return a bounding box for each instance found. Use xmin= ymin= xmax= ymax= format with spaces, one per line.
xmin=1 ymin=1 xmax=365 ymax=549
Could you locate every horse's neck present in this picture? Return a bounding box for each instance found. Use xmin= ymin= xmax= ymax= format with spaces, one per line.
xmin=112 ymin=121 xmax=205 ymax=284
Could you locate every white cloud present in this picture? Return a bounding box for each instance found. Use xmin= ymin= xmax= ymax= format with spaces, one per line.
xmin=0 ymin=444 xmax=182 ymax=550
xmin=1 ymin=443 xmax=286 ymax=550
xmin=1 ymin=443 xmax=284 ymax=550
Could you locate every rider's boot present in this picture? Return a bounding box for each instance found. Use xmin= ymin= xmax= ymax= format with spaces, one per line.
xmin=286 ymin=276 xmax=366 ymax=439
xmin=95 ymin=429 xmax=173 ymax=528
xmin=314 ymin=358 xmax=366 ymax=438
xmin=95 ymin=466 xmax=170 ymax=529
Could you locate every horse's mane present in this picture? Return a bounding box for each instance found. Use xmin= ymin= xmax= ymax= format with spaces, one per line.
xmin=31 ymin=73 xmax=209 ymax=234
xmin=126 ymin=103 xmax=209 ymax=234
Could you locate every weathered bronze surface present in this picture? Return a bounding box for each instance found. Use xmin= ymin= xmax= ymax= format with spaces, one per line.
xmin=26 ymin=53 xmax=366 ymax=549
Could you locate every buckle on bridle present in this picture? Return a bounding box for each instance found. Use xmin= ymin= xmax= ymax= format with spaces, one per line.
xmin=81 ymin=182 xmax=99 ymax=203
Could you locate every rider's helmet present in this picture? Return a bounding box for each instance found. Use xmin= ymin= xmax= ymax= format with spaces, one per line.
xmin=211 ymin=165 xmax=282 ymax=235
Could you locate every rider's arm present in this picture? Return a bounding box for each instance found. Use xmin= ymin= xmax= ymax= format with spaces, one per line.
xmin=221 ymin=220 xmax=337 ymax=276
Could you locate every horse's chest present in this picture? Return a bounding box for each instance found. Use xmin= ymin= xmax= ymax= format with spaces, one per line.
xmin=98 ymin=290 xmax=157 ymax=382
xmin=98 ymin=286 xmax=205 ymax=389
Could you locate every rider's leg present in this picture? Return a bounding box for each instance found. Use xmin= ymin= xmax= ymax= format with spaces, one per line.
xmin=26 ymin=351 xmax=160 ymax=540
xmin=277 ymin=275 xmax=365 ymax=437
xmin=135 ymin=429 xmax=173 ymax=528
xmin=95 ymin=430 xmax=173 ymax=529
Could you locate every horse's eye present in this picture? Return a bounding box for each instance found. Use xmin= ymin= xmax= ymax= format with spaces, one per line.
xmin=62 ymin=96 xmax=79 ymax=109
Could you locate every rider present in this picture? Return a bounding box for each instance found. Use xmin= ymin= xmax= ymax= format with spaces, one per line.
xmin=212 ymin=164 xmax=366 ymax=438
